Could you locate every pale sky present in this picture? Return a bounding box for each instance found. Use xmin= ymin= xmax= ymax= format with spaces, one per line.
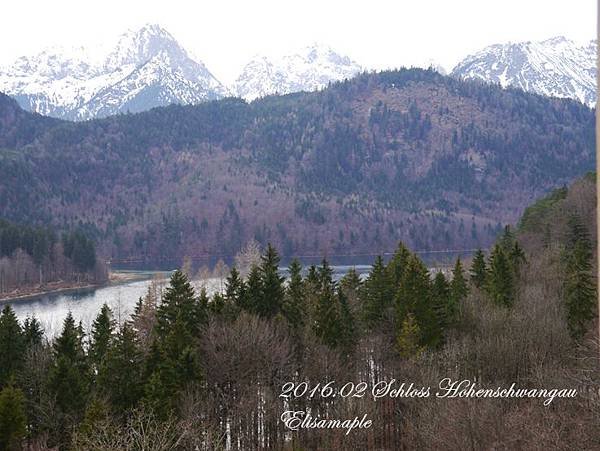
xmin=1 ymin=0 xmax=595 ymax=84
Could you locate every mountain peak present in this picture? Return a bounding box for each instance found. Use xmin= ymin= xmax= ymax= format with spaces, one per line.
xmin=103 ymin=23 xmax=186 ymax=71
xmin=451 ymin=36 xmax=596 ymax=106
xmin=540 ymin=35 xmax=569 ymax=46
xmin=233 ymin=44 xmax=361 ymax=101
xmin=0 ymin=24 xmax=227 ymax=120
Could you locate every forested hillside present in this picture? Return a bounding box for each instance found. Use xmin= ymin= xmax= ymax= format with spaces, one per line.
xmin=0 ymin=68 xmax=594 ymax=261
xmin=0 ymin=174 xmax=595 ymax=450
xmin=0 ymin=218 xmax=107 ymax=298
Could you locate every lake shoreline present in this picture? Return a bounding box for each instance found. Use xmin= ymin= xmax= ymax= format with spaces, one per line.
xmin=0 ymin=271 xmax=151 ymax=304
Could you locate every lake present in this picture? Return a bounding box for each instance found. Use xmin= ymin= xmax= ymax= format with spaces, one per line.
xmin=1 ymin=264 xmax=375 ymax=337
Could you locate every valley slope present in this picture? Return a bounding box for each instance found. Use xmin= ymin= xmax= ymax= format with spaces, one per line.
xmin=0 ymin=69 xmax=594 ymax=262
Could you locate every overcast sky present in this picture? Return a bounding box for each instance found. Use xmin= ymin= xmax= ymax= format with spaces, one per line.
xmin=1 ymin=0 xmax=595 ymax=84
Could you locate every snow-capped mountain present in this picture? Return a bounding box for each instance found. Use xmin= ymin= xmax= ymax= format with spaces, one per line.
xmin=451 ymin=36 xmax=596 ymax=106
xmin=0 ymin=24 xmax=227 ymax=120
xmin=233 ymin=44 xmax=362 ymax=101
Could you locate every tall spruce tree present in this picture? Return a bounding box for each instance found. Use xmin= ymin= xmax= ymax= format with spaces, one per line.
xmin=283 ymin=259 xmax=305 ymax=330
xmin=244 ymin=264 xmax=263 ymax=314
xmin=97 ymin=322 xmax=143 ymax=413
xmin=449 ymin=258 xmax=468 ymax=320
xmin=337 ymin=288 xmax=356 ymax=352
xmin=209 ymin=292 xmax=225 ymax=316
xmin=395 ymin=255 xmax=439 ymax=347
xmin=499 ymin=225 xmax=515 ymax=252
xmin=198 ymin=287 xmax=210 ymax=316
xmin=0 ymin=306 xmax=24 ymax=388
xmin=340 ymin=267 xmax=362 ymax=294
xmin=156 ymin=270 xmax=202 ymax=338
xmin=225 ymin=266 xmax=244 ymax=306
xmin=48 ymin=312 xmax=90 ymax=442
xmin=312 ymin=260 xmax=340 ymax=347
xmin=486 ymin=244 xmax=515 ymax=307
xmin=470 ymin=249 xmax=487 ymax=289
xmin=386 ymin=242 xmax=412 ymax=287
xmin=222 ymin=267 xmax=244 ymax=321
xmin=431 ymin=271 xmax=450 ymax=334
xmin=22 ymin=316 xmax=43 ymax=350
xmin=509 ymin=241 xmax=527 ymax=276
xmin=148 ymin=270 xmax=204 ymax=415
xmin=306 ymin=265 xmax=319 ymax=286
xmin=361 ymin=255 xmax=392 ymax=329
xmin=257 ymin=244 xmax=285 ymax=318
xmin=563 ymin=215 xmax=596 ymax=340
xmin=89 ymin=304 xmax=115 ymax=370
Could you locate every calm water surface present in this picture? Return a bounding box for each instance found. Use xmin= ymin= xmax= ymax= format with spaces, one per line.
xmin=2 ymin=265 xmax=374 ymax=336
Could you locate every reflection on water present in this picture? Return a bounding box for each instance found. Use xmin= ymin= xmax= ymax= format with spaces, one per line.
xmin=2 ymin=264 xmax=375 ymax=337
xmin=4 ymin=277 xmax=163 ymax=338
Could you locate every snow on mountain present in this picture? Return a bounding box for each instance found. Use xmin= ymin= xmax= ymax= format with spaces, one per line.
xmin=451 ymin=36 xmax=596 ymax=106
xmin=3 ymin=28 xmax=594 ymax=119
xmin=0 ymin=24 xmax=228 ymax=120
xmin=233 ymin=44 xmax=362 ymax=101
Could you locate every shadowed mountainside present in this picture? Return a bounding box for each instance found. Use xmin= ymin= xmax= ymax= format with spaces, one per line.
xmin=0 ymin=68 xmax=595 ymax=261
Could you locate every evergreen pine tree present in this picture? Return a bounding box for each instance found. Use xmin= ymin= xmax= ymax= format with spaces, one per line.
xmin=97 ymin=323 xmax=143 ymax=413
xmin=89 ymin=304 xmax=115 ymax=370
xmin=339 ymin=267 xmax=362 ymax=293
xmin=0 ymin=306 xmax=24 ymax=388
xmin=150 ymin=315 xmax=201 ymax=415
xmin=143 ymin=355 xmax=179 ymax=419
xmin=395 ymin=255 xmax=439 ymax=347
xmin=48 ymin=312 xmax=89 ymax=440
xmin=156 ymin=270 xmax=200 ymax=338
xmin=147 ymin=270 xmax=204 ymax=411
xmin=244 ymin=264 xmax=263 ymax=313
xmin=386 ymin=242 xmax=412 ymax=287
xmin=509 ymin=241 xmax=527 ymax=276
xmin=449 ymin=258 xmax=468 ymax=320
xmin=76 ymin=397 xmax=112 ymax=442
xmin=396 ymin=313 xmax=424 ymax=358
xmin=257 ymin=244 xmax=285 ymax=318
xmin=470 ymin=249 xmax=487 ymax=289
xmin=499 ymin=225 xmax=515 ymax=252
xmin=361 ymin=255 xmax=392 ymax=329
xmin=53 ymin=312 xmax=86 ymax=362
xmin=22 ymin=316 xmax=44 ymax=350
xmin=306 ymin=265 xmax=319 ymax=286
xmin=563 ymin=215 xmax=596 ymax=340
xmin=312 ymin=260 xmax=341 ymax=347
xmin=225 ymin=266 xmax=243 ymax=306
xmin=197 ymin=287 xmax=210 ymax=316
xmin=431 ymin=271 xmax=450 ymax=334
xmin=282 ymin=259 xmax=305 ymax=330
xmin=0 ymin=385 xmax=26 ymax=451
xmin=209 ymin=292 xmax=225 ymax=315
xmin=337 ymin=288 xmax=356 ymax=352
xmin=221 ymin=266 xmax=243 ymax=320
xmin=486 ymin=244 xmax=515 ymax=307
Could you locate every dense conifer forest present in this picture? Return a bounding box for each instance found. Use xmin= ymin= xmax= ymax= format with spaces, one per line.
xmin=0 ymin=68 xmax=594 ymax=260
xmin=0 ymin=219 xmax=106 ymax=297
xmin=0 ymin=174 xmax=596 ymax=450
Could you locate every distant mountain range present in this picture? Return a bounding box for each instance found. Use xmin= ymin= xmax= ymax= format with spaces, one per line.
xmin=452 ymin=36 xmax=596 ymax=106
xmin=0 ymin=25 xmax=364 ymax=120
xmin=0 ymin=25 xmax=227 ymax=120
xmin=0 ymin=69 xmax=593 ymax=260
xmin=0 ymin=26 xmax=595 ymax=121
